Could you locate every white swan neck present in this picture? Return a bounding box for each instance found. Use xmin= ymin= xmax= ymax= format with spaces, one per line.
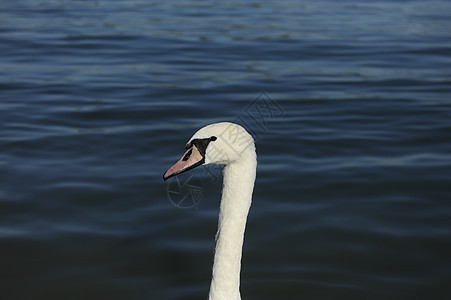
xmin=208 ymin=157 xmax=256 ymax=300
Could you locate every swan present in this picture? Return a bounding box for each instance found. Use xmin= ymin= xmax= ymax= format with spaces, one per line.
xmin=163 ymin=122 xmax=257 ymax=300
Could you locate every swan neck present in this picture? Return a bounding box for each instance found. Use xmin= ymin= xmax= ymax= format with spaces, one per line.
xmin=208 ymin=157 xmax=256 ymax=300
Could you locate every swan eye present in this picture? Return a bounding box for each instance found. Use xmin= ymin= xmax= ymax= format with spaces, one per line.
xmin=186 ymin=137 xmax=216 ymax=158
xmin=182 ymin=148 xmax=193 ymax=161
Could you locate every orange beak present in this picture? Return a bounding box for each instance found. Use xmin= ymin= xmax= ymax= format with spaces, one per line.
xmin=163 ymin=145 xmax=205 ymax=181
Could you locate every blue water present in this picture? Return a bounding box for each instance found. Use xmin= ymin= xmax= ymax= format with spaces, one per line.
xmin=2 ymin=1 xmax=451 ymax=299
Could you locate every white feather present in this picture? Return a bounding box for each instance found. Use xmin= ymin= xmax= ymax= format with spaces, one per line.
xmin=188 ymin=122 xmax=257 ymax=300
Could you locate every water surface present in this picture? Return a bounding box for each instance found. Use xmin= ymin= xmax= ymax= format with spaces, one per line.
xmin=1 ymin=1 xmax=451 ymax=299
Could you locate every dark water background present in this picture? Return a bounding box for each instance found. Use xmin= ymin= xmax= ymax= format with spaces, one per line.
xmin=1 ymin=1 xmax=451 ymax=299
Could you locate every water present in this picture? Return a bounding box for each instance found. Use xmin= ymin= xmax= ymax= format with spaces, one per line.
xmin=1 ymin=1 xmax=451 ymax=299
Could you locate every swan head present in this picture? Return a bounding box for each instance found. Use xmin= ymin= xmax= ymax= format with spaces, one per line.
xmin=163 ymin=122 xmax=255 ymax=181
